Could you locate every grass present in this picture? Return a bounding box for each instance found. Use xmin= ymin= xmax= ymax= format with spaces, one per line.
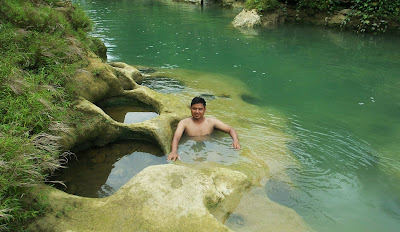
xmin=0 ymin=0 xmax=99 ymax=230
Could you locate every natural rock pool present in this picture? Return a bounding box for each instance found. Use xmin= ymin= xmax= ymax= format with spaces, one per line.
xmin=102 ymin=106 xmax=159 ymax=124
xmin=97 ymin=96 xmax=159 ymax=123
xmin=178 ymin=131 xmax=243 ymax=164
xmin=74 ymin=0 xmax=400 ymax=231
xmin=51 ymin=141 xmax=167 ymax=198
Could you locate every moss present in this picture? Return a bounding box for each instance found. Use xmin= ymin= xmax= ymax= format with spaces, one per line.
xmin=89 ymin=37 xmax=107 ymax=62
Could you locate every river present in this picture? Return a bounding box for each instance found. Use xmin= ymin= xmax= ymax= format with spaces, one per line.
xmin=74 ymin=0 xmax=400 ymax=231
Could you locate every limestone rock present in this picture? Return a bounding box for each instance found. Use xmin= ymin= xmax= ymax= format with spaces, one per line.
xmin=339 ymin=8 xmax=352 ymax=15
xmin=109 ymin=62 xmax=143 ymax=86
xmin=35 ymin=53 xmax=311 ymax=232
xmin=261 ymin=12 xmax=285 ymax=27
xmin=225 ymin=187 xmax=310 ymax=232
xmin=325 ymin=14 xmax=346 ymax=27
xmin=29 ymin=165 xmax=251 ymax=231
xmin=173 ymin=0 xmax=202 ymax=4
xmin=232 ymin=9 xmax=261 ymax=28
xmin=71 ymin=57 xmax=123 ymax=103
xmin=221 ymin=0 xmax=245 ymax=7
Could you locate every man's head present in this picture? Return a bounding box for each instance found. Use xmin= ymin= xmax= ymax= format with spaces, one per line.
xmin=190 ymin=97 xmax=206 ymax=120
xmin=191 ymin=97 xmax=206 ymax=108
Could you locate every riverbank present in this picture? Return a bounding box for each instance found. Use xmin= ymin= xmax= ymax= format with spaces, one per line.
xmin=0 ymin=0 xmax=104 ymax=229
xmin=232 ymin=4 xmax=400 ymax=34
xmin=176 ymin=0 xmax=400 ymax=33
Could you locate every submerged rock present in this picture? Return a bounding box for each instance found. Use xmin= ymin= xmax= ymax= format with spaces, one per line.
xmin=225 ymin=187 xmax=310 ymax=232
xmin=241 ymin=94 xmax=264 ymax=106
xmin=199 ymin=93 xmax=216 ymax=101
xmin=141 ymin=75 xmax=185 ymax=94
xmin=138 ymin=67 xmax=157 ymax=74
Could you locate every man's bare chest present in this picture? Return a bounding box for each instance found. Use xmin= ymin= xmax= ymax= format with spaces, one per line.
xmin=184 ymin=122 xmax=214 ymax=137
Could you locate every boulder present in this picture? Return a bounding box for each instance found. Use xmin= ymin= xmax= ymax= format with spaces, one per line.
xmin=71 ymin=56 xmax=124 ymax=103
xmin=109 ymin=62 xmax=143 ymax=86
xmin=232 ymin=9 xmax=261 ymax=28
xmin=28 ymin=165 xmax=251 ymax=231
xmin=325 ymin=14 xmax=347 ymax=27
xmin=261 ymin=12 xmax=286 ymax=27
xmin=339 ymin=8 xmax=352 ymax=16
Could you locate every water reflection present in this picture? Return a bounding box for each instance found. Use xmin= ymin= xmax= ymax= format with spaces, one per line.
xmin=51 ymin=141 xmax=167 ymax=198
xmin=102 ymin=106 xmax=159 ymax=123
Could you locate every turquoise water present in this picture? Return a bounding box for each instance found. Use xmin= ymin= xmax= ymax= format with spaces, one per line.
xmin=75 ymin=0 xmax=400 ymax=231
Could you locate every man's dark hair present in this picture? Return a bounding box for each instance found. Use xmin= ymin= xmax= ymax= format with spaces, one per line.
xmin=191 ymin=97 xmax=206 ymax=107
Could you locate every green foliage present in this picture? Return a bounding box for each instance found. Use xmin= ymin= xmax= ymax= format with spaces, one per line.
xmin=297 ymin=0 xmax=340 ymax=12
xmin=90 ymin=37 xmax=108 ymax=62
xmin=350 ymin=0 xmax=400 ymax=33
xmin=0 ymin=0 xmax=100 ymax=230
xmin=70 ymin=6 xmax=93 ymax=32
xmin=245 ymin=0 xmax=280 ymax=12
xmin=244 ymin=0 xmax=400 ymax=33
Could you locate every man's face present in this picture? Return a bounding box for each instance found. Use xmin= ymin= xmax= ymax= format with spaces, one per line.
xmin=191 ymin=103 xmax=205 ymax=120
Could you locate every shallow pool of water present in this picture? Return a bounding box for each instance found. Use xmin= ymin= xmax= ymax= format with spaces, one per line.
xmin=51 ymin=141 xmax=167 ymax=198
xmin=178 ymin=131 xmax=243 ymax=164
xmin=102 ymin=106 xmax=159 ymax=124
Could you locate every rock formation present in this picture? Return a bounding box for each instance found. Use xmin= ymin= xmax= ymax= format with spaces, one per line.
xmin=28 ymin=52 xmax=310 ymax=231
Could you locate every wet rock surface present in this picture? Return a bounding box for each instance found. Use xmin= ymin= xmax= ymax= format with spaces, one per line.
xmin=31 ymin=54 xmax=310 ymax=231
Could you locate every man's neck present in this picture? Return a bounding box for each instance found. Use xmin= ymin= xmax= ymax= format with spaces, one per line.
xmin=192 ymin=117 xmax=206 ymax=123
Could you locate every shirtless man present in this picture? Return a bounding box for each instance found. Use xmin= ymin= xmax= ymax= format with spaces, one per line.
xmin=167 ymin=97 xmax=240 ymax=161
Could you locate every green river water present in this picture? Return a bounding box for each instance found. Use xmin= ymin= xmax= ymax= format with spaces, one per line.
xmin=75 ymin=0 xmax=400 ymax=231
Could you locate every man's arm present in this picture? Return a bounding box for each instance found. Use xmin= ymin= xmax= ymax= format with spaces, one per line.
xmin=167 ymin=120 xmax=186 ymax=161
xmin=213 ymin=119 xmax=241 ymax=150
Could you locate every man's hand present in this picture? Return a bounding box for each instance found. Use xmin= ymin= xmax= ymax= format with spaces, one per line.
xmin=167 ymin=152 xmax=181 ymax=161
xmin=232 ymin=140 xmax=241 ymax=150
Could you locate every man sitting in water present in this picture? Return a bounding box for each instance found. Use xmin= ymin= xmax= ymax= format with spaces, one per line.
xmin=167 ymin=97 xmax=240 ymax=161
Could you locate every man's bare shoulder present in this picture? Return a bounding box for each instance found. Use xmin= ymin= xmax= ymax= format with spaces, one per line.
xmin=178 ymin=117 xmax=192 ymax=126
xmin=206 ymin=117 xmax=222 ymax=124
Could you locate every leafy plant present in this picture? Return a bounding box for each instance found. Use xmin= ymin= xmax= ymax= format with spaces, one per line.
xmin=350 ymin=0 xmax=400 ymax=33
xmin=246 ymin=0 xmax=280 ymax=12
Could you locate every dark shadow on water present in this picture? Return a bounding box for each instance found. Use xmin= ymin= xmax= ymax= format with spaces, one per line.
xmin=225 ymin=213 xmax=247 ymax=228
xmin=141 ymin=76 xmax=185 ymax=94
xmin=240 ymin=94 xmax=264 ymax=106
xmin=50 ymin=140 xmax=167 ymax=198
xmin=199 ymin=93 xmax=216 ymax=101
xmin=138 ymin=67 xmax=157 ymax=74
